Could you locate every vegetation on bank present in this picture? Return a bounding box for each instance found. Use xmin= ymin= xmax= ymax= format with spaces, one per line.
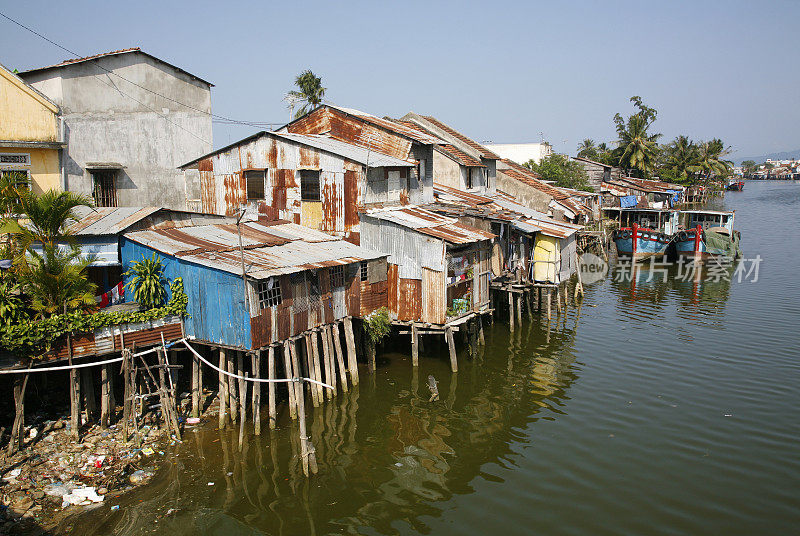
xmin=0 ymin=176 xmax=186 ymax=359
xmin=573 ymin=96 xmax=733 ymax=185
xmin=524 ymin=154 xmax=594 ymax=192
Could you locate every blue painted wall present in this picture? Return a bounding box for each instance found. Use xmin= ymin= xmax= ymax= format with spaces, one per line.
xmin=120 ymin=237 xmax=251 ymax=349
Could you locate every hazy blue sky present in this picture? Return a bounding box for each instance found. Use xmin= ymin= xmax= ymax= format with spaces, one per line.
xmin=1 ymin=0 xmax=797 ymax=159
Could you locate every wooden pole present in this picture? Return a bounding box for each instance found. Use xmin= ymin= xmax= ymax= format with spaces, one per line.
xmin=191 ymin=346 xmax=200 ymax=418
xmin=411 ymin=323 xmax=419 ymax=366
xmin=296 ymin=379 xmax=317 ymax=477
xmin=282 ymin=341 xmax=297 ymax=420
xmin=122 ymin=349 xmax=132 ymax=439
xmin=67 ymin=335 xmax=80 ymax=439
xmin=267 ymin=346 xmax=277 ymax=429
xmin=321 ymin=328 xmax=336 ymax=398
xmin=445 ymin=326 xmax=458 ymax=373
xmin=546 ymin=289 xmax=552 ymax=321
xmin=228 ymin=352 xmax=238 ymax=422
xmin=7 ymin=372 xmax=29 ymax=455
xmin=331 ymin=323 xmax=348 ymax=392
xmin=218 ymin=348 xmax=228 ymax=429
xmin=508 ymin=288 xmax=515 ymax=331
xmin=555 ymin=285 xmax=562 ymax=315
xmin=309 ymin=332 xmax=324 ymax=402
xmin=101 ymin=363 xmax=112 ymax=428
xmin=305 ymin=333 xmax=321 ymax=407
xmin=477 ymin=314 xmax=485 ymax=345
xmin=343 ymin=317 xmax=359 ymax=386
xmin=252 ymin=351 xmax=262 ymax=435
xmin=289 ymin=340 xmax=304 ymax=414
xmin=516 ymin=293 xmax=523 ymax=325
xmin=238 ymin=371 xmax=247 ymax=449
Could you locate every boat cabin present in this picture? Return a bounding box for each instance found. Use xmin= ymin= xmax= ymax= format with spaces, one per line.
xmin=603 ymin=208 xmax=679 ymax=234
xmin=679 ymin=210 xmax=735 ymax=233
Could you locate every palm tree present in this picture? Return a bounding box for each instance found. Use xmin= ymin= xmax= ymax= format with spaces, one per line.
xmin=2 ymin=189 xmax=93 ymax=260
xmin=286 ymin=70 xmax=326 ymax=119
xmin=688 ymin=139 xmax=733 ymax=181
xmin=18 ymin=246 xmax=97 ymax=317
xmin=663 ymin=135 xmax=698 ymax=181
xmin=577 ymin=139 xmax=598 ymax=159
xmin=613 ymin=96 xmax=661 ymax=177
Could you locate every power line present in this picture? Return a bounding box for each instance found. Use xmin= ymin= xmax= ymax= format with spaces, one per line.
xmin=0 ymin=10 xmax=286 ymax=130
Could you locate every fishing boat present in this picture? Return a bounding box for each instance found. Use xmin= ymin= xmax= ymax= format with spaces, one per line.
xmin=672 ymin=210 xmax=742 ymax=261
xmin=726 ymin=179 xmax=745 ymax=191
xmin=606 ymin=208 xmax=678 ymax=261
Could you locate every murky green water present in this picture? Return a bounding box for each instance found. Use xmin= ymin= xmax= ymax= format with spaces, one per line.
xmin=62 ymin=181 xmax=800 ymax=535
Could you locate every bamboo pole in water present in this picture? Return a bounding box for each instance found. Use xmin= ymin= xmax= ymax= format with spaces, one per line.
xmin=332 ymin=324 xmax=348 ymax=392
xmin=282 ymin=341 xmax=297 ymax=420
xmin=218 ymin=348 xmax=228 ymax=429
xmin=344 ymin=317 xmax=359 ymax=385
xmin=267 ymin=346 xmax=276 ymax=429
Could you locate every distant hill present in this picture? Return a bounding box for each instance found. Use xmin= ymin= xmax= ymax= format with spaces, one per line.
xmin=733 ymin=149 xmax=800 ymax=164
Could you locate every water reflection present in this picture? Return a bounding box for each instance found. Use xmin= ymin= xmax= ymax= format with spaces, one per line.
xmin=60 ymin=298 xmax=585 ymax=536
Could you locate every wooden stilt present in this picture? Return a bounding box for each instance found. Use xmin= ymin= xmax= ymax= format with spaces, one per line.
xmin=508 ymin=288 xmax=515 ymax=331
xmin=7 ymin=372 xmax=30 ymax=455
xmin=252 ymin=351 xmax=261 ymax=435
xmin=238 ymin=371 xmax=247 ymax=449
xmin=157 ymin=346 xmax=180 ymax=437
xmin=309 ymin=332 xmax=323 ymax=403
xmin=321 ymin=328 xmax=335 ymax=398
xmin=67 ymin=335 xmax=80 ymax=439
xmin=282 ymin=341 xmax=297 ymax=420
xmin=344 ymin=317 xmax=359 ymax=385
xmin=477 ymin=315 xmax=485 ymax=345
xmin=305 ymin=334 xmax=320 ymax=407
xmin=191 ymin=346 xmax=200 ymax=418
xmin=122 ymin=349 xmax=132 ymax=439
xmin=218 ymin=349 xmax=228 ymax=429
xmin=411 ymin=323 xmax=419 ymax=367
xmin=228 ymin=352 xmax=238 ymax=422
xmin=546 ymin=289 xmax=552 ymax=321
xmin=101 ymin=364 xmax=112 ymax=428
xmin=516 ymin=293 xmax=523 ymax=325
xmin=296 ymin=379 xmax=317 ymax=476
xmin=555 ymin=285 xmax=562 ymax=315
xmin=267 ymin=346 xmax=277 ymax=429
xmin=445 ymin=326 xmax=458 ymax=373
xmin=332 ymin=323 xmax=348 ymax=392
xmin=526 ymin=289 xmax=534 ymax=318
xmin=289 ymin=340 xmax=304 ymax=415
xmin=197 ymin=348 xmax=204 ymax=411
xmin=366 ymin=337 xmax=376 ymax=374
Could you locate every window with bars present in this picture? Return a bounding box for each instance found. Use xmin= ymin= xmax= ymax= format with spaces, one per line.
xmin=245 ymin=170 xmax=265 ymax=200
xmin=330 ymin=265 xmax=345 ymax=287
xmin=0 ymin=169 xmax=30 ymax=190
xmin=360 ymin=261 xmax=368 ymax=281
xmin=257 ymin=278 xmax=282 ymax=309
xmin=300 ymin=170 xmax=320 ymax=201
xmin=92 ymin=171 xmax=117 ymax=207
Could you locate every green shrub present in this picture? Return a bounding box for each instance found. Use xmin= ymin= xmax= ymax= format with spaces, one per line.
xmin=364 ymin=307 xmax=391 ymax=344
xmin=126 ymin=253 xmax=167 ymax=309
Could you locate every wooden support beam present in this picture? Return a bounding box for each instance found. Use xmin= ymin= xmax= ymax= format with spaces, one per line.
xmin=122 ymin=349 xmax=132 ymax=439
xmin=321 ymin=327 xmax=336 ymax=398
xmin=228 ymin=352 xmax=239 ymax=422
xmin=411 ymin=323 xmax=419 ymax=367
xmin=508 ymin=288 xmax=515 ymax=332
xmin=331 ymin=324 xmax=348 ymax=392
xmin=238 ymin=371 xmax=247 ymax=449
xmin=516 ymin=293 xmax=523 ymax=325
xmin=296 ymin=378 xmax=317 ymax=477
xmin=267 ymin=346 xmax=276 ymax=429
xmin=191 ymin=345 xmax=200 ymax=418
xmin=477 ymin=315 xmax=485 ymax=346
xmin=7 ymin=372 xmax=29 ymax=455
xmin=282 ymin=341 xmax=297 ymax=420
xmin=252 ymin=351 xmax=261 ymax=435
xmin=289 ymin=340 xmax=305 ymax=415
xmin=218 ymin=348 xmax=228 ymax=429
xmin=546 ymin=289 xmax=552 ymax=321
xmin=101 ymin=363 xmax=112 ymax=428
xmin=445 ymin=326 xmax=458 ymax=373
xmin=81 ymin=368 xmax=97 ymax=425
xmin=304 ymin=333 xmax=320 ymax=407
xmin=67 ymin=336 xmax=80 ymax=439
xmin=343 ymin=317 xmax=359 ymax=385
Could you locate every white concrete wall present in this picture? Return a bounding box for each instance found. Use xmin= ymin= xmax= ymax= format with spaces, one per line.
xmin=484 ymin=143 xmax=551 ymax=165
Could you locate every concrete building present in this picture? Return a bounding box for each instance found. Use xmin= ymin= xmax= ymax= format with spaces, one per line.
xmin=19 ymin=48 xmax=212 ymax=209
xmin=483 ymin=142 xmax=552 ymax=165
xmin=0 ymin=63 xmax=64 ymax=195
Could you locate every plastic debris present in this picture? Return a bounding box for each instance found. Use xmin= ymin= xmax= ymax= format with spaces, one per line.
xmin=61 ymin=486 xmax=105 ymax=507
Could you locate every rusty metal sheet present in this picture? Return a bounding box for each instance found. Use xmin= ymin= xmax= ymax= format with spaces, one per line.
xmin=435 ymin=144 xmax=485 ymax=168
xmin=68 ymin=206 xmax=162 ymax=235
xmin=419 ymin=115 xmax=501 ymax=160
xmin=397 ymin=277 xmax=422 ymax=321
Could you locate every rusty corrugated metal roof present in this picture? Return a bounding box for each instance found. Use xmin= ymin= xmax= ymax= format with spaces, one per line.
xmin=363 ymin=205 xmax=494 ymax=244
xmin=68 ymin=207 xmax=162 ymax=235
xmin=329 ymin=106 xmax=445 ymax=145
xmin=124 ymin=221 xmax=384 ymax=279
xmin=272 ymin=132 xmax=415 ymax=167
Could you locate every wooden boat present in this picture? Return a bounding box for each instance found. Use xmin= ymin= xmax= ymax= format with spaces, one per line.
xmin=673 ymin=210 xmax=742 ymax=261
xmin=606 ymin=208 xmax=678 ymax=261
xmin=611 ymin=223 xmax=672 ymax=260
xmin=726 ymin=180 xmax=745 ymax=191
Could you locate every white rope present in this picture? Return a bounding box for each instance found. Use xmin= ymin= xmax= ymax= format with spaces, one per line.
xmin=180 ymin=339 xmax=334 ymax=390
xmin=0 ymin=343 xmax=167 ymax=374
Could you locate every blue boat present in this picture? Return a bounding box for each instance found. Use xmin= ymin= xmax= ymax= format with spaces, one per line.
xmin=673 ymin=210 xmax=741 ymax=261
xmin=605 ymin=208 xmax=678 ymax=261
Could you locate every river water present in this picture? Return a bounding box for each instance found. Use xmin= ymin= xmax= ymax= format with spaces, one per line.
xmin=62 ymin=180 xmax=800 ymax=535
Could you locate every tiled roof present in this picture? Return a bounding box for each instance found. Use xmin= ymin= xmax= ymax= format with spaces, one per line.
xmin=421 ymin=116 xmax=500 ymax=160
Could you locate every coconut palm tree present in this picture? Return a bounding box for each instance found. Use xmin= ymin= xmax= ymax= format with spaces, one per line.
xmin=663 ymin=135 xmax=698 ymax=181
xmin=688 ymin=139 xmax=733 ymax=181
xmin=286 ymin=70 xmax=326 ymax=119
xmin=613 ymin=96 xmax=661 ymax=177
xmin=577 ymin=139 xmax=598 ymax=159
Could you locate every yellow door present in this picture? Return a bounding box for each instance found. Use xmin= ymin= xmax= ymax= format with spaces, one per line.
xmin=533 ymin=235 xmax=558 ymax=283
